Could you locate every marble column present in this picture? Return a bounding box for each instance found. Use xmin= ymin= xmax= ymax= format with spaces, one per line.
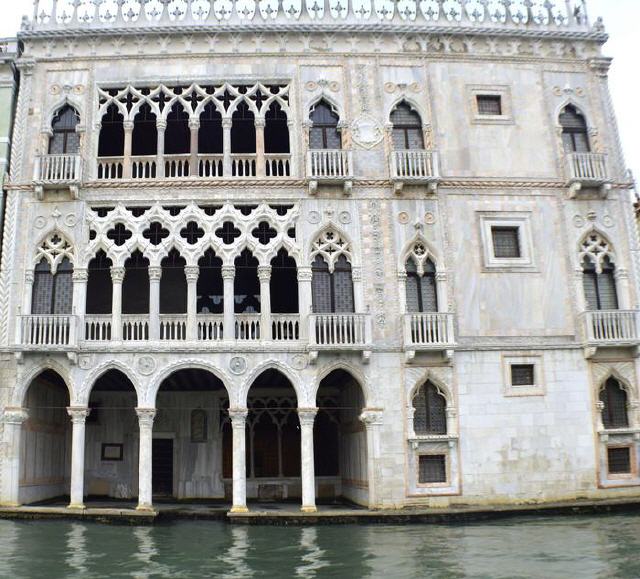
xmin=136 ymin=408 xmax=156 ymax=511
xmin=0 ymin=408 xmax=28 ymax=507
xmin=149 ymin=266 xmax=162 ymax=341
xmin=258 ymin=265 xmax=271 ymax=341
xmin=72 ymin=268 xmax=88 ymax=343
xmin=352 ymin=267 xmax=364 ymax=312
xmin=255 ymin=118 xmax=265 ymax=178
xmin=222 ymin=265 xmax=235 ymax=341
xmin=229 ymin=408 xmax=248 ymax=513
xmin=123 ymin=121 xmax=134 ymax=179
xmin=298 ymin=408 xmax=318 ymax=513
xmin=359 ymin=409 xmax=383 ymax=510
xmin=297 ymin=266 xmax=312 ymax=341
xmin=615 ymin=268 xmax=631 ymax=310
xmin=111 ymin=267 xmax=125 ymax=341
xmin=22 ymin=271 xmax=34 ymax=316
xmin=156 ymin=119 xmax=167 ymax=178
xmin=67 ymin=407 xmax=91 ymax=509
xmin=189 ymin=118 xmax=200 ymax=176
xmin=185 ymin=266 xmax=199 ymax=340
xmin=222 ymin=118 xmax=232 ymax=176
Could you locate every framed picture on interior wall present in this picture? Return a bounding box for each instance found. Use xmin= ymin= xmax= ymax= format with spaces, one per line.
xmin=101 ymin=443 xmax=123 ymax=461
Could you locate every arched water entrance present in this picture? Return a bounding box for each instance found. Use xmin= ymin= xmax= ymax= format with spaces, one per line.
xmin=154 ymin=369 xmax=229 ymax=499
xmin=20 ymin=370 xmax=71 ymax=505
xmin=315 ymin=369 xmax=368 ymax=506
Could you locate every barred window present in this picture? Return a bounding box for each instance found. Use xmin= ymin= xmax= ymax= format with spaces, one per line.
xmin=607 ymin=447 xmax=632 ymax=475
xmin=309 ymin=101 xmax=341 ymax=150
xmin=477 ymin=95 xmax=502 ymax=116
xmin=511 ymin=364 xmax=535 ymax=387
xmin=560 ymin=104 xmax=590 ymax=153
xmin=49 ymin=106 xmax=80 ymax=155
xmin=311 ymin=255 xmax=354 ymax=313
xmin=32 ymin=258 xmax=73 ymax=315
xmin=582 ymin=256 xmax=618 ymax=311
xmin=413 ymin=382 xmax=447 ymax=435
xmin=405 ymin=259 xmax=438 ymax=313
xmin=600 ymin=378 xmax=629 ymax=429
xmin=390 ymin=103 xmax=424 ymax=150
xmin=491 ymin=226 xmax=521 ymax=258
xmin=419 ymin=455 xmax=447 ymax=484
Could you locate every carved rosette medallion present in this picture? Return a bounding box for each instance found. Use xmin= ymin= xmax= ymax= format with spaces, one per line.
xmin=351 ymin=114 xmax=384 ymax=149
xmin=137 ymin=356 xmax=156 ymax=376
xmin=229 ymin=356 xmax=247 ymax=375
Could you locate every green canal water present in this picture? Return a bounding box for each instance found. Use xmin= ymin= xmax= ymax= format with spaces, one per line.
xmin=1 ymin=514 xmax=639 ymax=578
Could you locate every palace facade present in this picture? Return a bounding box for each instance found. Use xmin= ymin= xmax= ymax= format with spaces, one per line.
xmin=0 ymin=0 xmax=638 ymax=513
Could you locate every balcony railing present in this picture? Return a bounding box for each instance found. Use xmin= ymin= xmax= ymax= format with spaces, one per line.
xmin=85 ymin=315 xmax=112 ymax=341
xmin=197 ymin=314 xmax=224 ymax=341
xmin=34 ymin=154 xmax=82 ymax=184
xmin=390 ymin=150 xmax=439 ymax=193
xmin=307 ymin=149 xmax=353 ymax=194
xmin=236 ymin=314 xmax=261 ymax=341
xmin=122 ymin=315 xmax=150 ymax=341
xmin=265 ymin=154 xmax=292 ymax=177
xmin=18 ymin=315 xmax=75 ymax=347
xmin=309 ymin=313 xmax=371 ymax=349
xmin=583 ymin=310 xmax=639 ymax=345
xmin=271 ymin=314 xmax=300 ymax=341
xmin=160 ymin=315 xmax=188 ymax=341
xmin=566 ymin=153 xmax=611 ymax=197
xmin=404 ymin=313 xmax=455 ymax=348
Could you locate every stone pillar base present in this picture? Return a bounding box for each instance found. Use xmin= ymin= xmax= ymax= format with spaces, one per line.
xmin=300 ymin=505 xmax=318 ymax=513
xmin=230 ymin=505 xmax=249 ymax=513
xmin=67 ymin=503 xmax=86 ymax=510
xmin=136 ymin=504 xmax=155 ymax=512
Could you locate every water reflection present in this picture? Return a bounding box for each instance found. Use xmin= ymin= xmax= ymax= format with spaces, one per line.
xmin=295 ymin=527 xmax=329 ymax=576
xmin=66 ymin=523 xmax=88 ymax=577
xmin=132 ymin=526 xmax=172 ymax=579
xmin=223 ymin=525 xmax=251 ymax=578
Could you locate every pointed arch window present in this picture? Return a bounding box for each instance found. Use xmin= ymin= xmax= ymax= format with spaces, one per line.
xmin=309 ymin=101 xmax=341 ymax=150
xmin=98 ymin=103 xmax=124 ymax=158
xmin=600 ymin=377 xmax=629 ymax=429
xmin=406 ymin=257 xmax=437 ymax=313
xmin=32 ymin=257 xmax=73 ymax=315
xmin=390 ymin=102 xmax=424 ymax=150
xmin=312 ymin=255 xmax=354 ymax=313
xmin=49 ymin=106 xmax=80 ymax=155
xmin=560 ymin=104 xmax=590 ymax=153
xmin=413 ymin=381 xmax=447 ymax=435
xmin=581 ymin=233 xmax=618 ymax=311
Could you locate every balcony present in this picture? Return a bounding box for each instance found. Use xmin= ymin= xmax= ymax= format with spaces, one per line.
xmin=16 ymin=315 xmax=77 ymax=358
xmin=403 ymin=313 xmax=456 ymax=361
xmin=33 ymin=154 xmax=82 ymax=199
xmin=566 ymin=152 xmax=612 ymax=198
xmin=308 ymin=313 xmax=372 ymax=362
xmin=390 ymin=150 xmax=439 ymax=194
xmin=307 ymin=150 xmax=353 ymax=195
xmin=582 ymin=310 xmax=640 ymax=357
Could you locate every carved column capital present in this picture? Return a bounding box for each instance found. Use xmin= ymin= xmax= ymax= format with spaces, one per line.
xmin=229 ymin=407 xmax=248 ymax=428
xmin=297 ymin=267 xmax=312 ymax=282
xmin=589 ymin=57 xmax=612 ymax=78
xmin=397 ymin=271 xmax=407 ymax=281
xmin=185 ymin=266 xmax=199 ymax=282
xmin=435 ymin=271 xmax=448 ymax=282
xmin=359 ymin=408 xmax=384 ymax=427
xmin=351 ymin=267 xmax=362 ymax=282
xmin=123 ymin=120 xmax=135 ymax=131
xmin=254 ymin=118 xmax=266 ymax=129
xmin=188 ymin=118 xmax=201 ymax=130
xmin=297 ymin=407 xmax=318 ymax=426
xmin=24 ymin=270 xmax=34 ymax=284
xmin=72 ymin=268 xmax=89 ymax=283
xmin=110 ymin=267 xmax=125 ymax=283
xmin=222 ymin=118 xmax=233 ymax=129
xmin=222 ymin=265 xmax=235 ymax=280
xmin=257 ymin=265 xmax=272 ymax=282
xmin=67 ymin=406 xmax=91 ymax=424
xmin=2 ymin=407 xmax=28 ymax=425
xmin=148 ymin=266 xmax=162 ymax=281
xmin=136 ymin=408 xmax=156 ymax=429
xmin=156 ymin=119 xmax=168 ymax=131
xmin=615 ymin=268 xmax=629 ymax=280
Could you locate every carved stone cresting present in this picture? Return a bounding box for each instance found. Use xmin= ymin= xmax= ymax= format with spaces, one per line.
xmin=35 ymin=231 xmax=74 ymax=273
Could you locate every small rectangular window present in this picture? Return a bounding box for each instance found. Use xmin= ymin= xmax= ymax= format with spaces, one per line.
xmin=492 ymin=226 xmax=521 ymax=258
xmin=477 ymin=95 xmax=502 ymax=116
xmin=511 ymin=364 xmax=535 ymax=387
xmin=418 ymin=454 xmax=447 ymax=484
xmin=607 ymin=447 xmax=632 ymax=475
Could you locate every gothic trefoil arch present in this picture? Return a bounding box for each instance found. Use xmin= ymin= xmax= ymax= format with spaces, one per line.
xmin=35 ymin=231 xmax=75 ymax=274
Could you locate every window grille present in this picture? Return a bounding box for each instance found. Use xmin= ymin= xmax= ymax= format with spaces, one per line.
xmin=599 ymin=378 xmax=629 ymax=429
xmin=476 ymin=95 xmax=502 ymax=116
xmin=418 ymin=455 xmax=447 ymax=484
xmin=491 ymin=226 xmax=521 ymax=258
xmin=32 ymin=258 xmax=73 ymax=315
xmin=582 ymin=257 xmax=618 ymax=311
xmin=309 ymin=101 xmax=341 ymax=150
xmin=413 ymin=382 xmax=447 ymax=435
xmin=311 ymin=255 xmax=355 ymax=313
xmin=559 ymin=105 xmax=590 ymax=153
xmin=49 ymin=106 xmax=80 ymax=155
xmin=511 ymin=364 xmax=535 ymax=387
xmin=607 ymin=447 xmax=632 ymax=475
xmin=405 ymin=259 xmax=438 ymax=313
xmin=390 ymin=103 xmax=424 ymax=150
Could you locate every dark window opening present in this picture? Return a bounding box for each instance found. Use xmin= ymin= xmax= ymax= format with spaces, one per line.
xmin=198 ymin=102 xmax=223 ymax=154
xmin=582 ymin=256 xmax=618 ymax=311
xmin=560 ymin=104 xmax=590 ymax=153
xmin=600 ymin=377 xmax=629 ymax=429
xmin=390 ymin=102 xmax=424 ymax=150
xmin=511 ymin=364 xmax=535 ymax=386
xmin=216 ymin=221 xmax=241 ymax=245
xmin=264 ymin=102 xmax=290 ymax=154
xmin=165 ymin=102 xmax=190 ymax=155
xmin=477 ymin=95 xmax=503 ymax=116
xmin=160 ymin=249 xmax=186 ymax=314
xmin=492 ymin=226 xmax=521 ymax=259
xmin=405 ymin=258 xmax=437 ymax=313
xmin=197 ymin=249 xmax=223 ymax=314
xmin=252 ymin=221 xmax=277 ymax=245
xmin=608 ymin=447 xmax=632 ymax=475
xmin=98 ymin=103 xmax=124 ymax=157
xmin=413 ymin=381 xmax=447 ymax=435
xmin=311 ymin=255 xmax=354 ymax=313
xmin=49 ymin=105 xmax=80 ymax=154
xmin=419 ymin=455 xmax=447 ymax=484
xmin=270 ymin=249 xmax=298 ymax=314
xmin=143 ymin=222 xmax=170 ymax=246
xmin=132 ymin=103 xmax=157 ymax=156
xmin=32 ymin=258 xmax=73 ymax=315
xmin=180 ymin=221 xmax=205 ymax=245
xmin=234 ymin=250 xmax=260 ymax=314
xmin=231 ymin=101 xmax=256 ymax=154
xmin=106 ymin=223 xmax=132 ymax=246
xmin=123 ymin=250 xmax=149 ymax=314
xmin=309 ymin=100 xmax=341 ymax=150
xmin=86 ymin=250 xmax=113 ymax=315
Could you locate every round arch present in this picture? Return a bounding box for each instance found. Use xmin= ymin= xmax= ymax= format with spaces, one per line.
xmin=239 ymin=361 xmax=302 ymax=406
xmin=81 ymin=361 xmax=143 ymax=407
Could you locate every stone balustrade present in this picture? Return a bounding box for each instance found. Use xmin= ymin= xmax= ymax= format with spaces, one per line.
xmin=582 ymin=310 xmax=640 ymax=346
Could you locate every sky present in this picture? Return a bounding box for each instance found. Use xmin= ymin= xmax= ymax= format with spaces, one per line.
xmin=0 ymin=1 xmax=637 ymax=184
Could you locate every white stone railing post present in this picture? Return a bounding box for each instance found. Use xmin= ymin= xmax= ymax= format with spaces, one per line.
xmin=298 ymin=407 xmax=317 ymax=513
xmin=67 ymin=407 xmax=91 ymax=509
xmin=111 ymin=267 xmax=125 ymax=341
xmin=222 ymin=265 xmax=235 ymax=341
xmin=0 ymin=408 xmax=28 ymax=506
xmin=185 ymin=266 xmax=199 ymax=340
xmin=136 ymin=408 xmax=156 ymax=511
xmin=229 ymin=408 xmax=249 ymax=513
xmin=149 ymin=266 xmax=162 ymax=341
xmin=258 ymin=265 xmax=271 ymax=341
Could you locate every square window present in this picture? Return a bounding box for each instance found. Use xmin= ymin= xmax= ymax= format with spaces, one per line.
xmin=511 ymin=364 xmax=535 ymax=387
xmin=608 ymin=447 xmax=632 ymax=475
xmin=477 ymin=95 xmax=502 ymax=116
xmin=492 ymin=226 xmax=521 ymax=258
xmin=418 ymin=454 xmax=447 ymax=484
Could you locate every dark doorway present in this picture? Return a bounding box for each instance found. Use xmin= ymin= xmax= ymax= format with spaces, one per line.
xmin=152 ymin=438 xmax=174 ymax=496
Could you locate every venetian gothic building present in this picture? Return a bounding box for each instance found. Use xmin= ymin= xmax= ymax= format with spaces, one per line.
xmin=0 ymin=0 xmax=638 ymax=513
